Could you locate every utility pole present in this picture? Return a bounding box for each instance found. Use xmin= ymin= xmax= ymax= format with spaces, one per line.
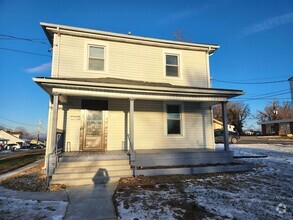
xmin=273 ymin=99 xmax=278 ymax=120
xmin=36 ymin=119 xmax=42 ymax=144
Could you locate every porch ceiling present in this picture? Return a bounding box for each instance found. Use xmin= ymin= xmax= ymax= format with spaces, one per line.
xmin=33 ymin=77 xmax=244 ymax=103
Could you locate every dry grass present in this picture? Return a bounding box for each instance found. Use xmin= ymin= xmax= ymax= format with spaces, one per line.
xmin=0 ymin=162 xmax=66 ymax=192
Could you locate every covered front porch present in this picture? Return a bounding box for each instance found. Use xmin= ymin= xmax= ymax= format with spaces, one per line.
xmin=34 ymin=77 xmax=244 ymax=180
xmin=59 ymin=148 xmax=233 ymax=164
xmin=56 ymin=149 xmax=249 ymax=180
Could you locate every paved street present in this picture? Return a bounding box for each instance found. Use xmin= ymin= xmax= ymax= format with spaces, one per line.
xmin=238 ymin=136 xmax=293 ymax=145
xmin=0 ymin=149 xmax=45 ymax=159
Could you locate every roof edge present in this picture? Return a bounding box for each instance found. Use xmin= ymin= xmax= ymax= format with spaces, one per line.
xmin=40 ymin=22 xmax=220 ymax=52
xmin=33 ymin=77 xmax=244 ymax=96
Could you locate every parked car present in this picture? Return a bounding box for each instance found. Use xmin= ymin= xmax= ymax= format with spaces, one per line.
xmin=254 ymin=131 xmax=262 ymax=136
xmin=214 ymin=129 xmax=240 ymax=144
xmin=243 ymin=130 xmax=254 ymax=136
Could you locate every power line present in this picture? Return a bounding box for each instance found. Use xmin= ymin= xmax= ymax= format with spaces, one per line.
xmin=221 ymin=75 xmax=290 ymax=82
xmin=232 ymin=98 xmax=292 ymax=102
xmin=0 ymin=34 xmax=49 ymax=45
xmin=0 ymin=47 xmax=51 ymax=57
xmin=0 ymin=116 xmax=37 ymax=127
xmin=237 ymin=90 xmax=290 ymax=99
xmin=213 ymin=79 xmax=288 ymax=84
xmin=234 ymin=91 xmax=290 ymax=101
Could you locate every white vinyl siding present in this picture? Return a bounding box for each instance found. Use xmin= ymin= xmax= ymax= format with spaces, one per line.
xmin=56 ymin=35 xmax=209 ymax=87
xmin=62 ymin=97 xmax=82 ymax=151
xmin=59 ymin=99 xmax=214 ymax=152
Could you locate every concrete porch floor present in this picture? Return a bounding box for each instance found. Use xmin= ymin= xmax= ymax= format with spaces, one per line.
xmin=60 ymin=150 xmax=129 ymax=161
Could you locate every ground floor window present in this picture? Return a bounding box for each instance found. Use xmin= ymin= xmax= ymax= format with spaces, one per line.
xmin=166 ymin=104 xmax=182 ymax=135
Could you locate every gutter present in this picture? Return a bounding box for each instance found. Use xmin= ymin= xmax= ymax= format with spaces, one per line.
xmin=33 ymin=77 xmax=244 ymax=97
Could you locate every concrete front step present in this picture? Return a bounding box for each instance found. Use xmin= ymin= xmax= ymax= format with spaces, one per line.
xmin=52 ymin=169 xmax=133 ymax=180
xmin=55 ymin=164 xmax=131 ymax=173
xmin=135 ymin=164 xmax=254 ymax=176
xmin=51 ymin=176 xmax=122 ymax=186
xmin=57 ymin=159 xmax=130 ymax=167
xmin=51 ymin=159 xmax=133 ymax=186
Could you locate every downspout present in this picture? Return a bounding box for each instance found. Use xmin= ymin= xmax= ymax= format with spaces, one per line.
xmin=206 ymin=46 xmax=212 ymax=88
xmin=206 ymin=47 xmax=216 ymax=148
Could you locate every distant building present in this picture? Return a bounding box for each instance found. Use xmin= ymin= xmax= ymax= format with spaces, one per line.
xmin=213 ymin=119 xmax=235 ymax=132
xmin=0 ymin=130 xmax=25 ymax=148
xmin=259 ymin=119 xmax=293 ymax=135
xmin=7 ymin=131 xmax=22 ymax=139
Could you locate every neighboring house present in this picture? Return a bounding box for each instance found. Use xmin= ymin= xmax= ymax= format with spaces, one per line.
xmin=34 ymin=23 xmax=244 ymax=184
xmin=213 ymin=119 xmax=235 ymax=132
xmin=260 ymin=119 xmax=293 ymax=135
xmin=0 ymin=130 xmax=25 ymax=148
xmin=8 ymin=131 xmax=22 ymax=138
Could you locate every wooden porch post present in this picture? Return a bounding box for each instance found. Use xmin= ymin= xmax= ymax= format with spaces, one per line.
xmin=129 ymin=99 xmax=135 ymax=151
xmin=50 ymin=93 xmax=59 ymax=154
xmin=221 ymin=101 xmax=229 ymax=151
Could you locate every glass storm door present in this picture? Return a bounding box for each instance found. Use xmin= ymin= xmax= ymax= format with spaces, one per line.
xmin=81 ymin=110 xmax=104 ymax=151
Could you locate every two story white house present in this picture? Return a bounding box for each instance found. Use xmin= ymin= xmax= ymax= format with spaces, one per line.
xmin=34 ymin=23 xmax=244 ymax=185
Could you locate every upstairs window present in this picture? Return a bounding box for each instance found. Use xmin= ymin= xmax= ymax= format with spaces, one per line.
xmin=88 ymin=45 xmax=105 ymax=71
xmin=166 ymin=54 xmax=179 ymax=77
xmin=167 ymin=104 xmax=181 ymax=134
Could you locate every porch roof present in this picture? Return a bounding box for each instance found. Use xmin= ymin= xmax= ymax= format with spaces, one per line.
xmin=33 ymin=77 xmax=244 ymax=103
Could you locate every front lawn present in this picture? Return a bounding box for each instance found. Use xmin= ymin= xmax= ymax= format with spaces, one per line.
xmin=114 ymin=144 xmax=293 ymax=219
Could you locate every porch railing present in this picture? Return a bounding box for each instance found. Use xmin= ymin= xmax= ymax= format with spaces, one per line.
xmin=127 ymin=134 xmax=136 ymax=177
xmin=46 ymin=134 xmax=62 ymax=187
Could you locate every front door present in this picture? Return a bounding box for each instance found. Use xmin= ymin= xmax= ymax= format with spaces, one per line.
xmin=80 ymin=110 xmax=106 ymax=151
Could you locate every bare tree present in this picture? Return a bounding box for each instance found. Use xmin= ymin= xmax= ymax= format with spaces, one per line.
xmin=213 ymin=102 xmax=250 ymax=133
xmin=15 ymin=126 xmax=33 ymax=139
xmin=173 ymin=28 xmax=191 ymax=42
xmin=255 ymin=100 xmax=293 ymax=122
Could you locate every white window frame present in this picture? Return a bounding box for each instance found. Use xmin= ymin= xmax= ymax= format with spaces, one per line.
xmin=84 ymin=41 xmax=109 ymax=73
xmin=163 ymin=49 xmax=182 ymax=79
xmin=163 ymin=102 xmax=185 ymax=137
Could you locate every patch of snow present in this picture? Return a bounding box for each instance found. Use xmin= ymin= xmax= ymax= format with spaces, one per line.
xmin=116 ymin=144 xmax=293 ymax=219
xmin=189 ymin=144 xmax=293 ymax=219
xmin=116 ymin=185 xmax=186 ymax=220
xmin=0 ymin=197 xmax=68 ymax=220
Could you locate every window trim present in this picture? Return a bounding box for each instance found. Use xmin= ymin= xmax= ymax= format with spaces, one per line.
xmin=163 ymin=49 xmax=182 ymax=79
xmin=84 ymin=41 xmax=109 ymax=73
xmin=163 ymin=102 xmax=185 ymax=137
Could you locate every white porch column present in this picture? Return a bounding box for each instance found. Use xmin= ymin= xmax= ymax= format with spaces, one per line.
xmin=50 ymin=93 xmax=59 ymax=154
xmin=129 ymin=99 xmax=135 ymax=152
xmin=221 ymin=101 xmax=229 ymax=151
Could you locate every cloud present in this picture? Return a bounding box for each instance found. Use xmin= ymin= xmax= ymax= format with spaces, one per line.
xmin=239 ymin=12 xmax=293 ymax=38
xmin=25 ymin=62 xmax=51 ymax=74
xmin=157 ymin=4 xmax=209 ymax=25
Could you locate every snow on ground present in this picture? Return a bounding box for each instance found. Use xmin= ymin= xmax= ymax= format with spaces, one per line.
xmin=0 ymin=197 xmax=68 ymax=220
xmin=116 ymin=144 xmax=293 ymax=219
xmin=116 ymin=184 xmax=187 ymax=220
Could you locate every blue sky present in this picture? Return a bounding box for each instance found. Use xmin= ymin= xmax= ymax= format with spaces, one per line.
xmin=0 ymin=0 xmax=293 ymax=135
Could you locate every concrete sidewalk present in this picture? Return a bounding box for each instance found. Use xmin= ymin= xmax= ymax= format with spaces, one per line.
xmin=64 ymin=182 xmax=117 ymax=220
xmin=0 ymin=160 xmax=118 ymax=220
